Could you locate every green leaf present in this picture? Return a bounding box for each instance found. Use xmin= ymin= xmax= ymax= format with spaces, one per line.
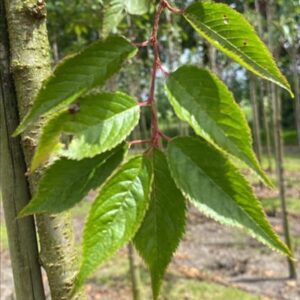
xmin=100 ymin=0 xmax=151 ymax=36
xmin=19 ymin=144 xmax=128 ymax=216
xmin=134 ymin=149 xmax=186 ymax=300
xmin=31 ymin=92 xmax=140 ymax=171
xmin=101 ymin=1 xmax=125 ymax=37
xmin=166 ymin=65 xmax=271 ymax=187
xmin=167 ymin=137 xmax=292 ymax=257
xmin=76 ymin=155 xmax=153 ymax=289
xmin=184 ymin=2 xmax=293 ymax=96
xmin=125 ymin=0 xmax=152 ymax=15
xmin=14 ymin=36 xmax=137 ymax=136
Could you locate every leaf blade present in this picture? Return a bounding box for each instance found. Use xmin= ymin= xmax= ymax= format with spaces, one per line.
xmin=125 ymin=0 xmax=152 ymax=15
xmin=31 ymin=92 xmax=140 ymax=170
xmin=166 ymin=65 xmax=272 ymax=187
xmin=134 ymin=149 xmax=186 ymax=299
xmin=167 ymin=137 xmax=292 ymax=257
xmin=101 ymin=1 xmax=125 ymax=37
xmin=76 ymin=155 xmax=152 ymax=288
xmin=184 ymin=2 xmax=292 ymax=96
xmin=14 ymin=36 xmax=137 ymax=135
xmin=20 ymin=144 xmax=128 ymax=216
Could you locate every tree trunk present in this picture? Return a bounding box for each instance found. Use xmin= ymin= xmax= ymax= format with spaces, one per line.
xmin=3 ymin=0 xmax=86 ymax=298
xmin=250 ymin=74 xmax=263 ymax=164
xmin=254 ymin=0 xmax=273 ymax=170
xmin=267 ymin=0 xmax=296 ymax=279
xmin=128 ymin=243 xmax=143 ymax=300
xmin=271 ymin=84 xmax=296 ymax=279
xmin=291 ymin=46 xmax=300 ymax=151
xmin=0 ymin=2 xmax=45 ymax=298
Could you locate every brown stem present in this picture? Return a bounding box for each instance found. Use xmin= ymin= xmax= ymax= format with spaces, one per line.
xmin=162 ymin=0 xmax=183 ymax=14
xmin=131 ymin=0 xmax=179 ymax=148
xmin=147 ymin=1 xmax=166 ymax=147
xmin=129 ymin=140 xmax=152 ymax=146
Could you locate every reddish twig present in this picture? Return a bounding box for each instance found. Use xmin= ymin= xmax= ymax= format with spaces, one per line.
xmin=129 ymin=139 xmax=151 ymax=146
xmin=138 ymin=101 xmax=151 ymax=107
xmin=159 ymin=131 xmax=172 ymax=142
xmin=131 ymin=0 xmax=178 ymax=148
xmin=133 ymin=39 xmax=152 ymax=48
xmin=162 ymin=0 xmax=183 ymax=14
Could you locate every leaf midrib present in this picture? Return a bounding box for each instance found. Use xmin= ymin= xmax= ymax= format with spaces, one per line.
xmin=175 ymin=145 xmax=271 ymax=241
xmin=167 ymin=80 xmax=249 ymax=167
xmin=65 ymin=104 xmax=138 ymax=133
xmin=185 ymin=11 xmax=279 ymax=84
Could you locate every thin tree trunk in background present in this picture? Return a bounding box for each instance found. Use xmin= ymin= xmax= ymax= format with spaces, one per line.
xmin=291 ymin=46 xmax=300 ymax=151
xmin=3 ymin=0 xmax=87 ymax=298
xmin=52 ymin=34 xmax=60 ymax=64
xmin=166 ymin=10 xmax=188 ymax=136
xmin=254 ymin=0 xmax=273 ymax=170
xmin=208 ymin=44 xmax=218 ymax=75
xmin=271 ymin=85 xmax=296 ymax=278
xmin=261 ymin=84 xmax=273 ymax=171
xmin=250 ymin=74 xmax=263 ymax=164
xmin=245 ymin=0 xmax=262 ymax=166
xmin=267 ymin=0 xmax=296 ymax=279
xmin=128 ymin=243 xmax=143 ymax=300
xmin=0 ymin=3 xmax=45 ymax=298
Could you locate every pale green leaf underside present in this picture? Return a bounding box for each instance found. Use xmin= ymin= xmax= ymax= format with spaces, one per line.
xmin=31 ymin=92 xmax=140 ymax=171
xmin=125 ymin=0 xmax=152 ymax=15
xmin=134 ymin=149 xmax=186 ymax=300
xmin=76 ymin=156 xmax=152 ymax=289
xmin=166 ymin=65 xmax=272 ymax=187
xmin=19 ymin=144 xmax=128 ymax=216
xmin=167 ymin=137 xmax=291 ymax=257
xmin=184 ymin=2 xmax=293 ymax=96
xmin=101 ymin=0 xmax=151 ymax=36
xmin=101 ymin=1 xmax=125 ymax=36
xmin=14 ymin=36 xmax=137 ymax=135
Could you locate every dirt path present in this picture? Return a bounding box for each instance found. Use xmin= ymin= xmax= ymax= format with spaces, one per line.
xmin=172 ymin=209 xmax=300 ymax=300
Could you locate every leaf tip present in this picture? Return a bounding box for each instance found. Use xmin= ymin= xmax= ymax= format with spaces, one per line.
xmin=12 ymin=125 xmax=23 ymax=137
xmin=18 ymin=207 xmax=31 ymax=219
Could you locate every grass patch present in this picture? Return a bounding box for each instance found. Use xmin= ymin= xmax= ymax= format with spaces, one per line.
xmin=161 ymin=278 xmax=260 ymax=300
xmin=89 ymin=252 xmax=261 ymax=300
xmin=261 ymin=153 xmax=300 ymax=172
xmin=261 ymin=198 xmax=300 ymax=215
xmin=0 ymin=221 xmax=8 ymax=251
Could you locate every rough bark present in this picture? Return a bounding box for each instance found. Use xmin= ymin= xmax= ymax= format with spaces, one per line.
xmin=3 ymin=0 xmax=87 ymax=298
xmin=267 ymin=0 xmax=296 ymax=279
xmin=0 ymin=2 xmax=45 ymax=298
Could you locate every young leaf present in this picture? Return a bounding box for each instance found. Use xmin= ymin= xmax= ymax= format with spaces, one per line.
xmin=134 ymin=149 xmax=186 ymax=299
xmin=101 ymin=1 xmax=126 ymax=36
xmin=19 ymin=144 xmax=128 ymax=216
xmin=167 ymin=137 xmax=292 ymax=257
xmin=166 ymin=65 xmax=272 ymax=187
xmin=76 ymin=156 xmax=153 ymax=289
xmin=101 ymin=0 xmax=151 ymax=36
xmin=31 ymin=92 xmax=140 ymax=171
xmin=125 ymin=0 xmax=152 ymax=15
xmin=184 ymin=2 xmax=293 ymax=96
xmin=14 ymin=36 xmax=137 ymax=135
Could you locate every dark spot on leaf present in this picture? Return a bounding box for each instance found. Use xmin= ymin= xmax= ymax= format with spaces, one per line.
xmin=243 ymin=40 xmax=248 ymax=46
xmin=223 ymin=15 xmax=229 ymax=25
xmin=68 ymin=103 xmax=80 ymax=114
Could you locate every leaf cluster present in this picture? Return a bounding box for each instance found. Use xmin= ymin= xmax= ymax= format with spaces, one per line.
xmin=16 ymin=1 xmax=294 ymax=299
